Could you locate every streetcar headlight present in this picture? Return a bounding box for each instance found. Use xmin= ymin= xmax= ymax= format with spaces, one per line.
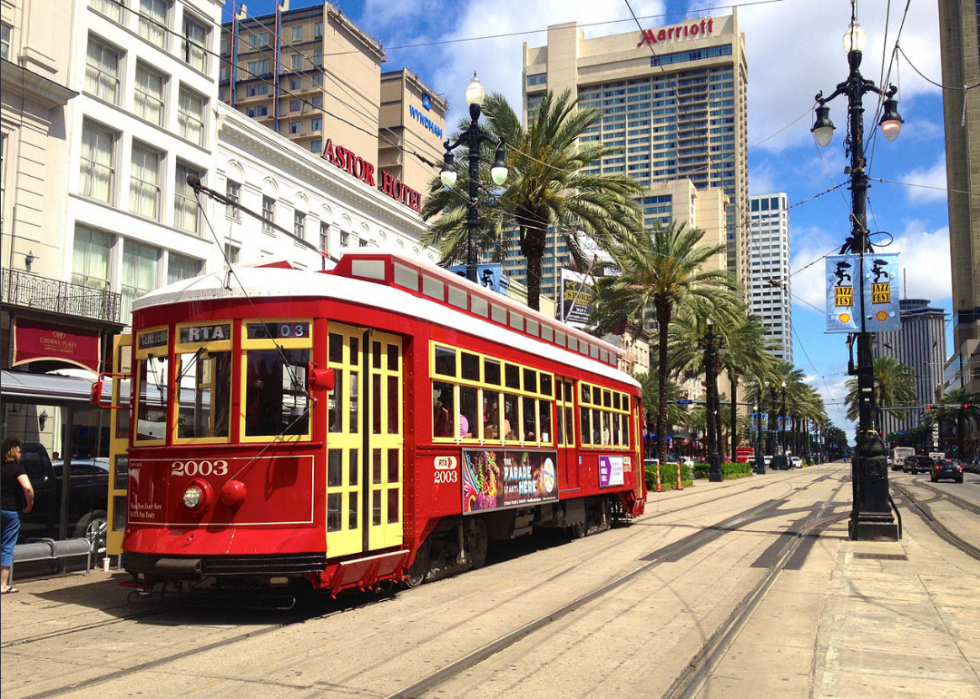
xmin=183 ymin=486 xmax=203 ymax=509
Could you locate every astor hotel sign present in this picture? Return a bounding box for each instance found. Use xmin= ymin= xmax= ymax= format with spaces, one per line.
xmin=638 ymin=18 xmax=714 ymax=47
xmin=322 ymin=139 xmax=422 ymax=212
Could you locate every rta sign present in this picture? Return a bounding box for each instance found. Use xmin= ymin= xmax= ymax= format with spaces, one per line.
xmin=637 ymin=18 xmax=714 ymax=47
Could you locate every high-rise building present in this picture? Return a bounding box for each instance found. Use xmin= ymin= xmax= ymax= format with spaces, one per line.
xmin=937 ymin=0 xmax=980 ymax=393
xmin=521 ymin=11 xmax=749 ymax=288
xmin=747 ymin=193 xmax=793 ymax=363
xmin=219 ymin=4 xmax=446 ymax=199
xmin=485 ymin=179 xmax=727 ymax=300
xmin=873 ymin=299 xmax=947 ymax=436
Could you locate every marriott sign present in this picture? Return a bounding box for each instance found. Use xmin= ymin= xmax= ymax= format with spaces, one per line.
xmin=637 ymin=18 xmax=714 ymax=47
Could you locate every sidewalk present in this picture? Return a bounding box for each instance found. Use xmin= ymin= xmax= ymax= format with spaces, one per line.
xmin=695 ymin=480 xmax=980 ymax=698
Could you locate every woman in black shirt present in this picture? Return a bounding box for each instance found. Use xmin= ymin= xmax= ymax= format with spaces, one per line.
xmin=1 ymin=438 xmax=34 ymax=594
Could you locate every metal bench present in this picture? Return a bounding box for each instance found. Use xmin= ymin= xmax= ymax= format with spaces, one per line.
xmin=12 ymin=538 xmax=94 ymax=582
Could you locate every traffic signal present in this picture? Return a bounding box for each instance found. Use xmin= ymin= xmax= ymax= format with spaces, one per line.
xmin=925 ymin=405 xmax=932 ymax=412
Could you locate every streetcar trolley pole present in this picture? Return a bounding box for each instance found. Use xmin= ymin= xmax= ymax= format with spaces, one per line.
xmin=811 ymin=15 xmax=903 ymax=540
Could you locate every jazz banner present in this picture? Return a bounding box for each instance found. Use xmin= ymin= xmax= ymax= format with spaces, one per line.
xmin=862 ymin=253 xmax=901 ymax=332
xmin=826 ymin=254 xmax=859 ymax=333
xmin=825 ymin=253 xmax=901 ymax=334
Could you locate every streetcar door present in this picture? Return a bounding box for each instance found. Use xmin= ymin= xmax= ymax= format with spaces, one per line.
xmin=106 ymin=334 xmax=133 ymax=557
xmin=326 ymin=325 xmax=365 ymax=557
xmin=366 ymin=331 xmax=403 ymax=551
xmin=325 ymin=325 xmax=404 ymax=558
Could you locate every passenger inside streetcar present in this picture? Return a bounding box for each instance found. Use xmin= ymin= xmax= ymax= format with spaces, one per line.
xmin=433 ymin=384 xmax=454 ymax=438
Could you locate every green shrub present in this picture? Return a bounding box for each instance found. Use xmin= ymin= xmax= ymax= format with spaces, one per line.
xmin=692 ymin=461 xmax=753 ymax=480
xmin=645 ymin=462 xmax=693 ymax=491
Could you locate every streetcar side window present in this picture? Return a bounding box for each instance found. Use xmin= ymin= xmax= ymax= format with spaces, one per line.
xmin=577 ymin=382 xmax=632 ymax=450
xmin=133 ymin=326 xmax=171 ymax=444
xmin=433 ymin=381 xmax=456 ymax=438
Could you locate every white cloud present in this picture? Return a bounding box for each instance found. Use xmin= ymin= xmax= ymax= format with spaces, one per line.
xmin=803 ymin=370 xmax=853 ymax=435
xmin=899 ymin=153 xmax=948 ymax=203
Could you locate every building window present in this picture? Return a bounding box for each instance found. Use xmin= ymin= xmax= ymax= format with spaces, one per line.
xmin=93 ymin=0 xmax=125 ymax=23
xmin=314 ymin=22 xmax=323 ymax=38
xmin=72 ymin=225 xmax=113 ymax=291
xmin=182 ymin=13 xmax=208 ymax=72
xmin=0 ymin=23 xmax=10 ymax=61
xmin=294 ymin=210 xmax=306 ymax=239
xmin=291 ymin=25 xmax=302 ymax=42
xmin=312 ymin=117 xmax=322 ymax=131
xmin=312 ymin=73 xmax=323 ymax=87
xmin=178 ymin=87 xmax=206 ymax=145
xmin=121 ymin=239 xmax=160 ymax=318
xmin=138 ymin=0 xmax=167 ymax=48
xmin=262 ymin=196 xmax=275 ymax=234
xmin=311 ymin=139 xmax=322 ymax=153
xmin=290 ymin=122 xmax=301 ymax=134
xmin=174 ymin=162 xmax=202 ymax=234
xmin=527 ymin=73 xmax=547 ymax=86
xmin=290 ymin=78 xmax=301 ymax=90
xmin=340 ymin=230 xmax=349 ymax=248
xmin=246 ymin=59 xmax=270 ymax=76
xmin=289 ymin=99 xmax=300 ymax=112
xmin=225 ymin=180 xmax=240 ymax=219
xmin=219 ymin=66 xmax=228 ymax=81
xmin=130 ymin=143 xmax=161 ymax=220
xmin=79 ymin=121 xmax=116 ymax=203
xmin=224 ymin=243 xmax=240 ymax=265
xmin=312 ymin=95 xmax=323 ymax=109
xmin=134 ymin=63 xmax=165 ymax=126
xmin=86 ymin=37 xmax=121 ymax=104
xmin=359 ymin=239 xmax=368 ymax=248
xmin=313 ymin=50 xmax=322 ymax=66
xmin=257 ymin=105 xmax=268 ymax=116
xmin=291 ymin=54 xmax=301 ymax=69
xmin=319 ymin=221 xmax=329 ymax=254
xmin=220 ymin=38 xmax=227 ymax=54
xmin=168 ymin=252 xmax=201 ymax=283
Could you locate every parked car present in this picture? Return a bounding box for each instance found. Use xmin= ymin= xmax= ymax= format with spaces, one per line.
xmin=790 ymin=456 xmax=803 ymax=469
xmin=18 ymin=443 xmax=109 ymax=555
xmin=764 ymin=455 xmax=773 ymax=467
xmin=930 ymin=459 xmax=964 ymax=484
xmin=903 ymin=455 xmax=933 ymax=474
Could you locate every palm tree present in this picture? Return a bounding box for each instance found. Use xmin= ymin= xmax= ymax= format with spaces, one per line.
xmin=844 ymin=356 xmax=916 ymax=431
xmin=634 ymin=372 xmax=686 ymax=456
xmin=720 ymin=315 xmax=780 ymax=461
xmin=591 ymin=221 xmax=737 ymax=466
xmin=421 ymin=90 xmax=644 ymax=311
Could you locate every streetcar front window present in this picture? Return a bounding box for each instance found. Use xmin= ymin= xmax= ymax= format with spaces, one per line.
xmin=244 ymin=349 xmax=310 ymax=437
xmin=176 ymin=350 xmax=232 ymax=439
xmin=136 ymin=355 xmax=169 ymax=441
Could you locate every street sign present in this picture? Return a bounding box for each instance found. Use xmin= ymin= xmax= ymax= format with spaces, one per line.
xmin=676 ymin=399 xmax=694 ymax=405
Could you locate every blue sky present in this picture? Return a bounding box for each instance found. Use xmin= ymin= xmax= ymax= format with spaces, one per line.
xmin=236 ymin=0 xmax=954 ymax=435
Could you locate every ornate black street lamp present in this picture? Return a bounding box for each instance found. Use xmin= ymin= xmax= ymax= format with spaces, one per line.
xmin=440 ymin=73 xmax=509 ymax=283
xmin=700 ymin=320 xmax=724 ymax=482
xmin=812 ymin=17 xmax=902 ymax=540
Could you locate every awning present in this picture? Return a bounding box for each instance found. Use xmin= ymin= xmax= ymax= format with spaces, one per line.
xmin=0 ymin=370 xmax=102 ymax=407
xmin=12 ymin=318 xmax=102 ymax=372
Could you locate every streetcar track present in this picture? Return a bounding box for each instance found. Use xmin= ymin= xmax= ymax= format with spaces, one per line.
xmin=381 ymin=477 xmax=846 ymax=699
xmin=5 ymin=467 xmax=849 ymax=699
xmin=903 ymin=478 xmax=980 ymax=516
xmin=891 ymin=482 xmax=980 ymax=561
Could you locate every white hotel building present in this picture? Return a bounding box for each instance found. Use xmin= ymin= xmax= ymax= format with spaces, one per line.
xmin=747 ymin=193 xmax=793 ymax=364
xmin=2 ymin=0 xmax=437 ymax=462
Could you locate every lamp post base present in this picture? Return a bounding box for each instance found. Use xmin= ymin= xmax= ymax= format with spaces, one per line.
xmin=708 ymin=454 xmax=723 ymax=482
xmin=848 ymin=431 xmax=900 ymax=541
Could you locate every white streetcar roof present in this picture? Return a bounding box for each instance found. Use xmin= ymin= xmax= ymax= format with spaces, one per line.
xmin=134 ymin=253 xmax=638 ymax=388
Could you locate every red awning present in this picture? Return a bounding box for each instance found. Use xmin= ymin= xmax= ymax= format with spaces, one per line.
xmin=13 ymin=318 xmax=101 ymax=372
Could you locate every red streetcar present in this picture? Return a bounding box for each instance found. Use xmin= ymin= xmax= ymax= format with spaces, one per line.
xmin=97 ymin=252 xmax=645 ymax=595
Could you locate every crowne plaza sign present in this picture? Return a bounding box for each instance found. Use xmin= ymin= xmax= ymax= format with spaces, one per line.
xmin=637 ymin=18 xmax=714 ymax=47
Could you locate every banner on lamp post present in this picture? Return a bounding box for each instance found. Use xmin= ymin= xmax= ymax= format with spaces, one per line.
xmin=826 ymin=254 xmax=859 ymax=333
xmin=862 ymin=253 xmax=901 ymax=332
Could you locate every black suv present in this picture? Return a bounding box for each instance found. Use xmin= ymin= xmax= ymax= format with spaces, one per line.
xmin=903 ymin=455 xmax=933 ymax=474
xmin=18 ymin=443 xmax=109 ymax=552
xmin=931 ymin=460 xmax=964 ymax=483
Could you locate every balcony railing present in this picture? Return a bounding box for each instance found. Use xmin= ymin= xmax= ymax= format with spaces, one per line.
xmin=2 ymin=268 xmax=121 ymax=324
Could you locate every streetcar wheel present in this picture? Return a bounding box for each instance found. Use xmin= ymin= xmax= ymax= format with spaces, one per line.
xmin=465 ymin=518 xmax=488 ymax=569
xmin=566 ymin=520 xmax=588 ymax=539
xmin=405 ymin=542 xmax=429 ymax=588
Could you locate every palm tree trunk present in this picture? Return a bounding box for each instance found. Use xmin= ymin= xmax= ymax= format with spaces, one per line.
xmin=656 ymin=301 xmax=672 ymax=466
xmin=520 ymin=223 xmax=547 ymax=312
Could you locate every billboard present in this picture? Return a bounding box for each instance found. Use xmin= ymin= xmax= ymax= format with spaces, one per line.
xmin=560 ymin=268 xmax=595 ymax=327
xmin=462 ymin=450 xmax=559 ymax=513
